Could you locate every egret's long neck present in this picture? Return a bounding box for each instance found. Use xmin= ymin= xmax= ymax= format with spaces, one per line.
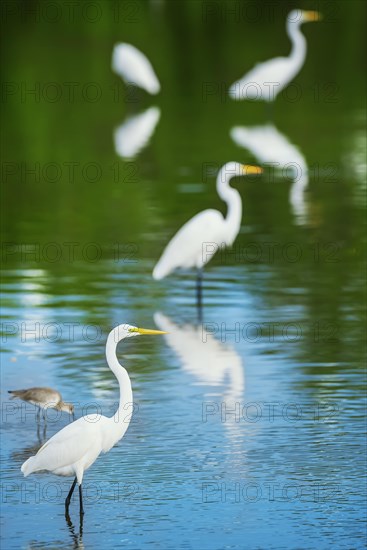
xmin=287 ymin=20 xmax=307 ymax=68
xmin=217 ymin=168 xmax=242 ymax=245
xmin=105 ymin=332 xmax=133 ymax=426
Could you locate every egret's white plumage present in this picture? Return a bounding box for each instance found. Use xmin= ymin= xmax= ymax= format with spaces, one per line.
xmin=21 ymin=324 xmax=166 ymax=516
xmin=229 ymin=10 xmax=321 ymax=102
xmin=112 ymin=43 xmax=161 ymax=95
xmin=153 ymin=162 xmax=262 ymax=280
xmin=230 ymin=124 xmax=309 ymax=224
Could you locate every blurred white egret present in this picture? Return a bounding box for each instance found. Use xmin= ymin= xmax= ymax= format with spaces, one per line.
xmin=114 ymin=106 xmax=161 ymax=159
xmin=112 ymin=43 xmax=161 ymax=95
xmin=152 ymin=162 xmax=262 ymax=300
xmin=21 ymin=324 xmax=166 ymax=517
xmin=229 ymin=10 xmax=321 ymax=102
xmin=8 ymin=387 xmax=74 ymax=421
xmin=230 ymin=124 xmax=308 ymax=224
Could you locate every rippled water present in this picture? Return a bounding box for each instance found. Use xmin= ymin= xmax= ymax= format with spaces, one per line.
xmin=1 ymin=253 xmax=365 ymax=549
xmin=1 ymin=1 xmax=366 ymax=549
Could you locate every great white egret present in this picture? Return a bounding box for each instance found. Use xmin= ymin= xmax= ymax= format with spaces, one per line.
xmin=21 ymin=324 xmax=166 ymax=517
xmin=152 ymin=162 xmax=262 ymax=305
xmin=8 ymin=387 xmax=74 ymax=421
xmin=114 ymin=106 xmax=161 ymax=159
xmin=112 ymin=43 xmax=161 ymax=95
xmin=228 ymin=10 xmax=322 ymax=102
xmin=230 ymin=124 xmax=309 ymax=224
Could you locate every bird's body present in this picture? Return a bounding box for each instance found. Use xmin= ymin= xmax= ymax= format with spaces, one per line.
xmin=22 ymin=415 xmax=119 ymax=481
xmin=153 ymin=209 xmax=227 ymax=279
xmin=153 ymin=162 xmax=262 ymax=281
xmin=8 ymin=387 xmax=74 ymax=417
xmin=112 ymin=43 xmax=161 ymax=95
xmin=20 ymin=324 xmax=166 ymax=517
xmin=228 ymin=10 xmax=321 ymax=102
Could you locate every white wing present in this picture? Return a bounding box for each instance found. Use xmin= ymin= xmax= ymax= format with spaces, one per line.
xmin=153 ymin=209 xmax=225 ymax=279
xmin=112 ymin=43 xmax=161 ymax=95
xmin=229 ymin=57 xmax=299 ymax=101
xmin=21 ymin=416 xmax=105 ymax=477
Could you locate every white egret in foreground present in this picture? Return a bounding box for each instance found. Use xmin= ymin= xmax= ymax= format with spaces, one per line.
xmin=8 ymin=387 xmax=74 ymax=421
xmin=112 ymin=43 xmax=161 ymax=95
xmin=230 ymin=124 xmax=309 ymax=224
xmin=21 ymin=324 xmax=166 ymax=517
xmin=229 ymin=10 xmax=321 ymax=102
xmin=153 ymin=162 xmax=262 ymax=306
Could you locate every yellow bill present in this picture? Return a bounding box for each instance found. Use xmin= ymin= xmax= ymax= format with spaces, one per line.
xmin=129 ymin=327 xmax=167 ymax=335
xmin=242 ymin=164 xmax=263 ymax=176
xmin=303 ymin=11 xmax=322 ymax=22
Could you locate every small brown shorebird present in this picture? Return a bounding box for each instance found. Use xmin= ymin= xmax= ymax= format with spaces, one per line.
xmin=8 ymin=387 xmax=74 ymax=422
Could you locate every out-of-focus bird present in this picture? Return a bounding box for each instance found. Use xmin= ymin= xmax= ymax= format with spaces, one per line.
xmin=20 ymin=324 xmax=166 ymax=518
xmin=152 ymin=162 xmax=262 ymax=307
xmin=8 ymin=387 xmax=74 ymax=421
xmin=114 ymin=106 xmax=161 ymax=159
xmin=112 ymin=43 xmax=161 ymax=95
xmin=229 ymin=9 xmax=322 ymax=102
xmin=230 ymin=124 xmax=308 ymax=224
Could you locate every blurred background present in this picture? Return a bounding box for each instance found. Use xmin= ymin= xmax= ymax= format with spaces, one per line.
xmin=1 ymin=0 xmax=366 ymax=548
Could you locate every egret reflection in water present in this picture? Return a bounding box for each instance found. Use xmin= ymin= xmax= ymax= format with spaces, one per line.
xmin=229 ymin=10 xmax=322 ymax=102
xmin=114 ymin=106 xmax=161 ymax=159
xmin=154 ymin=312 xmax=245 ymax=441
xmin=230 ymin=124 xmax=309 ymax=225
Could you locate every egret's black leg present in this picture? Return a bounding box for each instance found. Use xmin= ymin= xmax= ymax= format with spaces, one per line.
xmin=79 ymin=484 xmax=84 ymax=516
xmin=196 ymin=268 xmax=203 ymax=321
xmin=65 ymin=477 xmax=77 ymax=515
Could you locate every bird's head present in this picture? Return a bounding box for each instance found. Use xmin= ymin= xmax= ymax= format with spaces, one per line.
xmin=219 ymin=162 xmax=263 ymax=182
xmin=288 ymin=9 xmax=322 ymax=25
xmin=58 ymin=402 xmax=74 ymax=415
xmin=110 ymin=324 xmax=167 ymax=343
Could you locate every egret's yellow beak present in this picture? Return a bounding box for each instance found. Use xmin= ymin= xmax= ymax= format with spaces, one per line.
xmin=129 ymin=327 xmax=167 ymax=335
xmin=303 ymin=10 xmax=322 ymax=22
xmin=242 ymin=164 xmax=263 ymax=176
